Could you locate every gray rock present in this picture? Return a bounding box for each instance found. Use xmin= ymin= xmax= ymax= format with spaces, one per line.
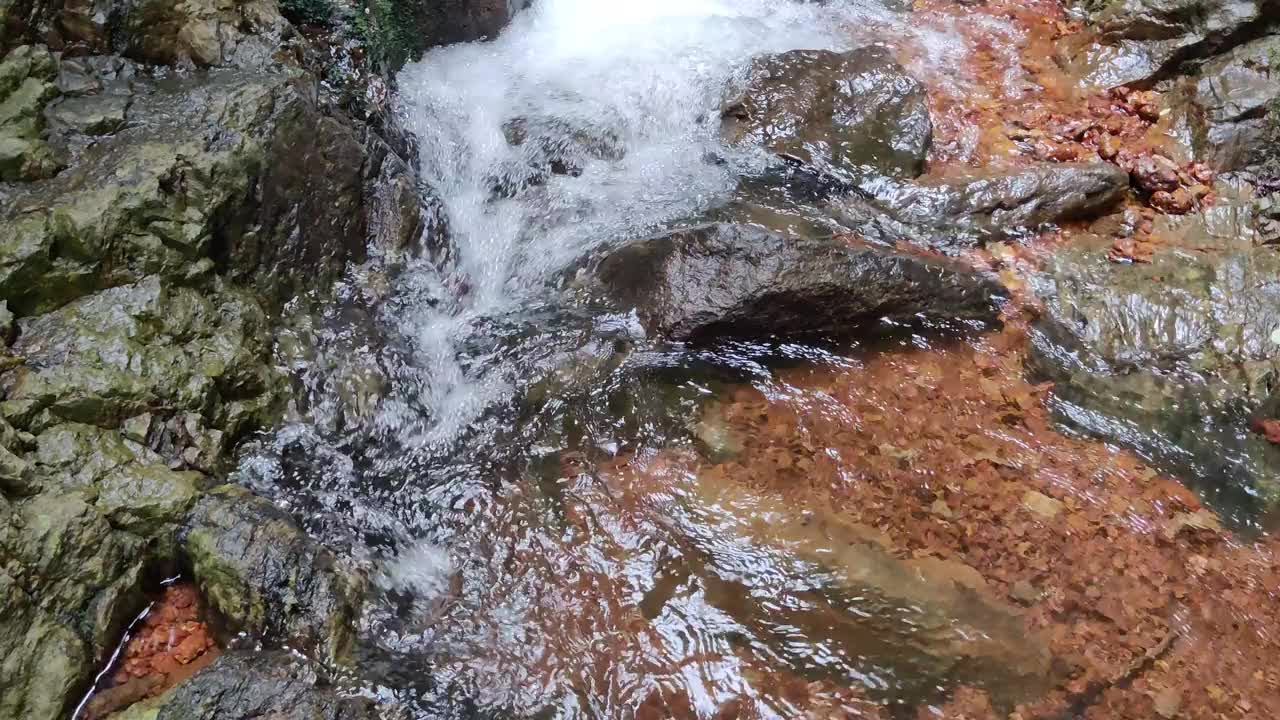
xmin=839 ymin=162 xmax=1131 ymax=246
xmin=1027 ymin=187 xmax=1280 ymax=523
xmin=1068 ymin=0 xmax=1280 ymax=87
xmin=722 ymin=46 xmax=932 ymax=180
xmin=44 ymin=92 xmax=130 ymax=135
xmin=0 ymin=45 xmax=61 ymax=181
xmin=594 ymin=222 xmax=1003 ymax=343
xmin=181 ymin=485 xmax=367 ymax=664
xmin=140 ymin=650 xmax=384 ymax=720
xmin=1186 ymin=33 xmax=1280 ymax=171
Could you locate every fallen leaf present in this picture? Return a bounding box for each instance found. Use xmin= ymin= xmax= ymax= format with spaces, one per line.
xmin=1023 ymin=490 xmax=1064 ymax=519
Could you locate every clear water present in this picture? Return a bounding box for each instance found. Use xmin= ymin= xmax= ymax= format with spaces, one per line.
xmin=233 ymin=1 xmax=1030 ymax=717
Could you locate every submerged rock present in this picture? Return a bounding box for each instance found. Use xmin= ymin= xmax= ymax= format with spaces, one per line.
xmin=722 ymin=46 xmax=932 ymax=179
xmin=1028 ymin=189 xmax=1280 ymax=521
xmin=1069 ymin=0 xmax=1280 ymax=88
xmin=837 ymin=162 xmax=1131 ymax=246
xmin=635 ymin=458 xmax=1058 ymax=708
xmin=594 ymin=222 xmax=1003 ymax=342
xmin=115 ymin=650 xmax=384 ymax=720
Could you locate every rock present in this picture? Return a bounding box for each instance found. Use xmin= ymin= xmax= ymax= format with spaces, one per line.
xmin=722 ymin=46 xmax=932 ymax=179
xmin=44 ymin=91 xmax=130 ymax=135
xmin=133 ymin=650 xmax=385 ymax=719
xmin=125 ymin=0 xmax=287 ymax=68
xmin=838 ymin=162 xmax=1130 ymax=246
xmin=653 ymin=464 xmax=1058 ymax=707
xmin=0 ymin=66 xmax=368 ymax=315
xmin=0 ymin=491 xmax=148 ymax=720
xmin=0 ymin=44 xmax=61 ymax=180
xmin=96 ymin=463 xmax=202 ymax=534
xmin=1027 ymin=187 xmax=1280 ymax=523
xmin=1068 ymin=0 xmax=1280 ymax=88
xmin=181 ymin=486 xmax=367 ymax=663
xmin=594 ymin=222 xmax=1003 ymax=342
xmin=1185 ymin=33 xmax=1280 ymax=172
xmin=0 ymin=277 xmax=279 ymax=434
xmin=367 ymin=0 xmax=513 ymax=71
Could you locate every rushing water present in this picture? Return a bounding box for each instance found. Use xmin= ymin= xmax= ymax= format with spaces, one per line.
xmin=234 ymin=1 xmax=1050 ymax=717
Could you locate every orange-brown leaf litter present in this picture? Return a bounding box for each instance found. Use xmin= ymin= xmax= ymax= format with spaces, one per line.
xmin=81 ymin=582 xmax=218 ymax=719
xmin=899 ymin=0 xmax=1214 ymax=251
xmin=602 ymin=313 xmax=1280 ymax=719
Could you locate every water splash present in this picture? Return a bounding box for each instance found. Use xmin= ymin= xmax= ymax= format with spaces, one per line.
xmin=388 ymin=0 xmax=908 ymax=449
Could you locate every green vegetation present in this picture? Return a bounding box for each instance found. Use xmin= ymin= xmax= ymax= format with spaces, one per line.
xmin=360 ymin=0 xmax=427 ymax=73
xmin=281 ymin=0 xmax=335 ymax=26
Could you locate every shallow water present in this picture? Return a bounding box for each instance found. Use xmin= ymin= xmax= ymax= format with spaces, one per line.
xmin=232 ymin=1 xmax=1278 ymax=717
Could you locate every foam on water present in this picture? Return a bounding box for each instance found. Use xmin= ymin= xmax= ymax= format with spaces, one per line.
xmin=389 ymin=0 xmax=905 ymax=448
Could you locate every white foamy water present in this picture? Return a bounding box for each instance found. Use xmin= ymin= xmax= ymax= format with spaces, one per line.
xmin=388 ymin=0 xmax=912 ymax=448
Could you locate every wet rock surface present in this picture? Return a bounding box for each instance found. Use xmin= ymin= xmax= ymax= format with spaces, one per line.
xmin=722 ymin=46 xmax=932 ymax=180
xmin=1068 ymin=0 xmax=1280 ymax=88
xmin=0 ymin=1 xmax=425 ymax=715
xmin=834 ymin=162 xmax=1130 ymax=247
xmin=594 ymin=222 xmax=1003 ymax=342
xmin=1028 ymin=195 xmax=1280 ymax=519
xmin=1185 ymin=32 xmax=1280 ymax=172
xmin=115 ymin=650 xmax=385 ymax=720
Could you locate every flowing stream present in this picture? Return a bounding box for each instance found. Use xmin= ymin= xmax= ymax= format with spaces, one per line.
xmin=237 ymin=1 xmax=1046 ymax=717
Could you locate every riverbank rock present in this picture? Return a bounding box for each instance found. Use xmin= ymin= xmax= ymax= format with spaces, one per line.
xmin=837 ymin=162 xmax=1130 ymax=246
xmin=111 ymin=650 xmax=385 ymax=720
xmin=594 ymin=223 xmax=1003 ymax=342
xmin=722 ymin=46 xmax=932 ymax=179
xmin=0 ymin=5 xmax=424 ymax=715
xmin=1027 ymin=188 xmax=1280 ymax=523
xmin=1184 ymin=33 xmax=1280 ymax=172
xmin=1068 ymin=0 xmax=1280 ymax=88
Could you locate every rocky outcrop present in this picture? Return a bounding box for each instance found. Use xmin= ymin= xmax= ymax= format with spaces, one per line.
xmin=722 ymin=46 xmax=933 ymax=180
xmin=834 ymin=162 xmax=1131 ymax=247
xmin=0 ymin=1 xmax=426 ymax=713
xmin=1 ymin=61 xmax=374 ymax=313
xmin=0 ymin=43 xmax=59 ymax=180
xmin=594 ymin=223 xmax=1003 ymax=343
xmin=1068 ymin=0 xmax=1280 ymax=88
xmin=1027 ymin=187 xmax=1280 ymax=522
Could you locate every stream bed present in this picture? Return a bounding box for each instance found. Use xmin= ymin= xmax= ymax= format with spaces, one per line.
xmin=229 ymin=1 xmax=1280 ymax=718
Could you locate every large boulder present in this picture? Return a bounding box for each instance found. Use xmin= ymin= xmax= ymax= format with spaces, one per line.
xmin=594 ymin=222 xmax=1004 ymax=343
xmin=722 ymin=46 xmax=933 ymax=180
xmin=1027 ymin=187 xmax=1280 ymax=523
xmin=835 ymin=162 xmax=1131 ymax=247
xmin=1068 ymin=0 xmax=1280 ymax=88
xmin=0 ymin=277 xmax=279 ymax=435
